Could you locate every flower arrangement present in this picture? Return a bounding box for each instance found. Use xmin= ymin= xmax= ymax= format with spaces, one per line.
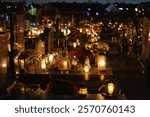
xmin=70 ymin=63 xmax=84 ymax=73
xmin=88 ymin=42 xmax=109 ymax=53
xmin=25 ymin=50 xmax=41 ymax=73
xmin=47 ymin=48 xmax=85 ymax=72
xmin=96 ymin=42 xmax=110 ymax=52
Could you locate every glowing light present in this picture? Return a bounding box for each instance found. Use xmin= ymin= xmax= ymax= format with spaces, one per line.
xmin=100 ymin=74 xmax=105 ymax=81
xmin=98 ymin=60 xmax=105 ymax=66
xmin=126 ymin=8 xmax=129 ymax=10
xmin=88 ymin=8 xmax=91 ymax=11
xmin=49 ymin=54 xmax=54 ymax=62
xmin=73 ymin=42 xmax=77 ymax=49
xmin=118 ymin=8 xmax=123 ymax=10
xmin=108 ymin=83 xmax=115 ymax=95
xmin=2 ymin=61 xmax=7 ymax=68
xmin=84 ymin=66 xmax=89 ymax=73
xmin=98 ymin=55 xmax=106 ymax=71
xmin=41 ymin=59 xmax=46 ymax=70
xmin=148 ymin=29 xmax=150 ymax=41
xmin=96 ymin=12 xmax=99 ymax=15
xmin=135 ymin=8 xmax=138 ymax=12
xmin=63 ymin=60 xmax=68 ymax=70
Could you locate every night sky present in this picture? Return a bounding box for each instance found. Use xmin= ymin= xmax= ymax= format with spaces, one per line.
xmin=3 ymin=0 xmax=150 ymax=4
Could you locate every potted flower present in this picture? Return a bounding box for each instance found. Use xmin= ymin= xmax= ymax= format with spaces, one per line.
xmin=26 ymin=56 xmax=40 ymax=74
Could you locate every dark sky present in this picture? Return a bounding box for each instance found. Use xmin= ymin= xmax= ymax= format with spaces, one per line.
xmin=3 ymin=0 xmax=150 ymax=4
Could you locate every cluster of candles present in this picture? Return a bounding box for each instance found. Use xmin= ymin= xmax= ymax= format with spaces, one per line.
xmin=83 ymin=54 xmax=115 ymax=96
xmin=83 ymin=55 xmax=107 ymax=83
xmin=73 ymin=39 xmax=80 ymax=49
xmin=78 ymin=82 xmax=115 ymax=96
xmin=41 ymin=53 xmax=54 ymax=71
xmin=28 ymin=28 xmax=44 ymax=37
xmin=17 ymin=50 xmax=115 ymax=96
xmin=41 ymin=53 xmax=71 ymax=73
xmin=84 ymin=54 xmax=106 ymax=73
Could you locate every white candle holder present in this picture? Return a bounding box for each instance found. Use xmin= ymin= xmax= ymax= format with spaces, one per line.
xmin=100 ymin=74 xmax=105 ymax=81
xmin=49 ymin=54 xmax=54 ymax=63
xmin=41 ymin=59 xmax=47 ymax=73
xmin=107 ymin=83 xmax=115 ymax=96
xmin=59 ymin=58 xmax=71 ymax=74
xmin=79 ymin=83 xmax=88 ymax=96
xmin=84 ymin=65 xmax=90 ymax=73
xmin=97 ymin=55 xmax=106 ymax=72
